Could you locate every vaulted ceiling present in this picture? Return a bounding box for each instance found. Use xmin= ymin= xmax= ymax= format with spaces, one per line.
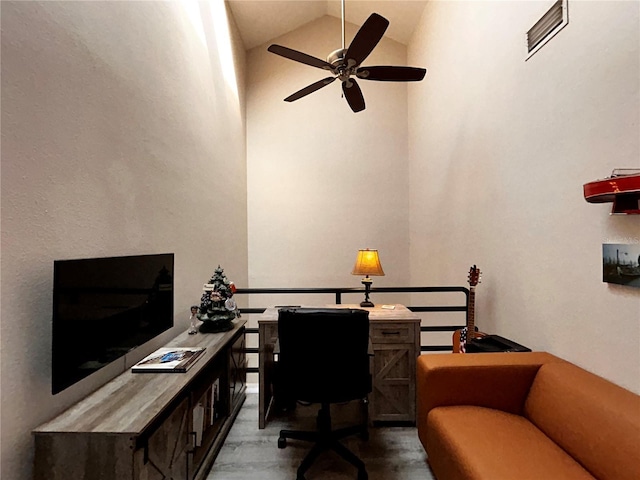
xmin=227 ymin=0 xmax=429 ymax=50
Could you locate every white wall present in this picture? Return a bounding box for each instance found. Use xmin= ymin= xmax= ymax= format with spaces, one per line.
xmin=408 ymin=0 xmax=639 ymax=392
xmin=246 ymin=15 xmax=411 ymax=301
xmin=0 ymin=2 xmax=247 ymax=479
xmin=2 ymin=2 xmax=638 ymax=478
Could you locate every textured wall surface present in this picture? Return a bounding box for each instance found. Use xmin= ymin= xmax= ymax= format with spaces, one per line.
xmin=246 ymin=15 xmax=411 ymax=300
xmin=0 ymin=2 xmax=247 ymax=479
xmin=407 ymin=0 xmax=639 ymax=392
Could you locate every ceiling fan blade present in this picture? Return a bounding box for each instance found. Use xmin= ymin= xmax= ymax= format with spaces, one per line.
xmin=344 ymin=13 xmax=389 ymax=68
xmin=284 ymin=77 xmax=337 ymax=102
xmin=342 ymin=78 xmax=365 ymax=113
xmin=356 ymin=66 xmax=427 ymax=82
xmin=268 ymin=44 xmax=335 ymax=71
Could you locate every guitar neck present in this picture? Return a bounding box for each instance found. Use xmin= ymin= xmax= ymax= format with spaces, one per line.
xmin=467 ymin=288 xmax=476 ymax=340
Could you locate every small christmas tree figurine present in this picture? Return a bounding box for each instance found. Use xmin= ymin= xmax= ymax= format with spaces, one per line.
xmin=197 ymin=265 xmax=240 ymax=333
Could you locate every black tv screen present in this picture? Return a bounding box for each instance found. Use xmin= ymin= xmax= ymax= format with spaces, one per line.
xmin=52 ymin=253 xmax=174 ymax=394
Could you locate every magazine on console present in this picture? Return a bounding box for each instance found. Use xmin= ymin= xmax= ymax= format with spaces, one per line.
xmin=131 ymin=347 xmax=206 ymax=373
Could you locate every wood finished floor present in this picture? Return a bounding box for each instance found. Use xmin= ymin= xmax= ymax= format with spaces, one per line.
xmin=205 ymin=392 xmax=435 ymax=480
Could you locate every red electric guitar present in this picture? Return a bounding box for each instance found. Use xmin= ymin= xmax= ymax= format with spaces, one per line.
xmin=452 ymin=265 xmax=486 ymax=353
xmin=583 ymin=169 xmax=640 ymax=214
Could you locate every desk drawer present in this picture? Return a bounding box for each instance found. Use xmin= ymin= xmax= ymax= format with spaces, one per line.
xmin=370 ymin=322 xmax=415 ymax=344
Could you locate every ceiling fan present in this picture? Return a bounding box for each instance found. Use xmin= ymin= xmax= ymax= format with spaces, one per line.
xmin=267 ymin=1 xmax=427 ymax=113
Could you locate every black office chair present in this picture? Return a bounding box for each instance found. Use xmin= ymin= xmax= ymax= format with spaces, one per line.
xmin=275 ymin=308 xmax=372 ymax=480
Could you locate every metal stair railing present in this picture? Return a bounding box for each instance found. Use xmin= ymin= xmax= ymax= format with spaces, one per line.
xmin=234 ymin=286 xmax=469 ymax=375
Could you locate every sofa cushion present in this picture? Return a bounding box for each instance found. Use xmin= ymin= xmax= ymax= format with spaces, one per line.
xmin=417 ymin=352 xmax=563 ymax=422
xmin=426 ymin=405 xmax=594 ymax=480
xmin=524 ymin=362 xmax=640 ymax=480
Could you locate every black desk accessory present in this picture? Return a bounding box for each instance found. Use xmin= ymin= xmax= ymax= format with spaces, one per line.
xmin=465 ymin=334 xmax=531 ymax=353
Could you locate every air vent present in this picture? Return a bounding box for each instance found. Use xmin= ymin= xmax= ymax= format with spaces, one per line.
xmin=526 ymin=0 xmax=568 ymax=58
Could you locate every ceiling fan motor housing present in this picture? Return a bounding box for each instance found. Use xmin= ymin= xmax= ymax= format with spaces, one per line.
xmin=327 ymin=48 xmax=347 ymax=67
xmin=327 ymin=48 xmax=359 ymax=81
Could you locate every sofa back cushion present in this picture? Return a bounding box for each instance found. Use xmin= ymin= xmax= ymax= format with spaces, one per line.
xmin=524 ymin=362 xmax=640 ymax=480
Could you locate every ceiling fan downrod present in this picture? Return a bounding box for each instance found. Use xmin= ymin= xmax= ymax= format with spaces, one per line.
xmin=327 ymin=0 xmax=348 ymax=69
xmin=341 ymin=0 xmax=345 ymax=50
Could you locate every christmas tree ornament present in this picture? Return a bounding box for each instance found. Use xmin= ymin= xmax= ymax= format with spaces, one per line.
xmin=188 ymin=305 xmax=199 ymax=335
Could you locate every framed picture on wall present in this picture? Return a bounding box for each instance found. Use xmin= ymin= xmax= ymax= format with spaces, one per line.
xmin=602 ymin=243 xmax=640 ymax=288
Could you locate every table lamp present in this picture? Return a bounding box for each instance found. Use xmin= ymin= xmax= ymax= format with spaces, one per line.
xmin=351 ymin=249 xmax=385 ymax=307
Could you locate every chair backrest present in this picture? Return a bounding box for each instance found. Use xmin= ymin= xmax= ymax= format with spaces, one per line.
xmin=277 ymin=308 xmax=371 ymax=404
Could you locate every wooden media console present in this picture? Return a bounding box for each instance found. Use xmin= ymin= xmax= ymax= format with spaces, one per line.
xmin=33 ymin=320 xmax=246 ymax=480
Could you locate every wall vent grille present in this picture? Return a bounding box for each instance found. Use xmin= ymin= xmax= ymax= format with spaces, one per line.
xmin=526 ymin=0 xmax=568 ymax=58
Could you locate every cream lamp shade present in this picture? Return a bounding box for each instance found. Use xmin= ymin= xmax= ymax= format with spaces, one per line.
xmin=351 ymin=249 xmax=385 ymax=277
xmin=352 ymin=249 xmax=384 ymax=307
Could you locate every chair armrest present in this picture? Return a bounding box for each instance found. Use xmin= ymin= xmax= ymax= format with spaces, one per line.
xmin=416 ymin=352 xmax=564 ymax=423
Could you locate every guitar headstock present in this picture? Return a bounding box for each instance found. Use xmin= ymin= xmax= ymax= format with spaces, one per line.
xmin=468 ymin=265 xmax=482 ymax=287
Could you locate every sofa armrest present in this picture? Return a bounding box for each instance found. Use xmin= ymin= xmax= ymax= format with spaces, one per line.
xmin=417 ymin=352 xmax=564 ymax=425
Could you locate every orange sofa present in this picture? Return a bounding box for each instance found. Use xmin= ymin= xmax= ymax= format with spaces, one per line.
xmin=416 ymin=352 xmax=640 ymax=480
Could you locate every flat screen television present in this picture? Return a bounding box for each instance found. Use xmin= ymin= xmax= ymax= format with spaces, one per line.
xmin=52 ymin=253 xmax=174 ymax=394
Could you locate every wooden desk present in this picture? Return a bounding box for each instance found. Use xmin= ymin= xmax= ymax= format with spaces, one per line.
xmin=258 ymin=304 xmax=421 ymax=429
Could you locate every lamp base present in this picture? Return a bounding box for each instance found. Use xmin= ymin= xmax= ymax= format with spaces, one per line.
xmin=360 ymin=277 xmax=374 ymax=308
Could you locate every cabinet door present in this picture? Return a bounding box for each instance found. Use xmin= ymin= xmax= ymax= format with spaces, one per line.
xmin=371 ymin=343 xmax=416 ymax=423
xmin=259 ymin=323 xmax=277 ymax=428
xmin=34 ymin=433 xmax=134 ymax=480
xmin=229 ymin=331 xmax=247 ymax=409
xmin=136 ymin=397 xmax=190 ymax=480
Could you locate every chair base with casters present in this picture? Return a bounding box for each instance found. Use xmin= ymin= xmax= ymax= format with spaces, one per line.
xmin=278 ymin=399 xmax=369 ymax=480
